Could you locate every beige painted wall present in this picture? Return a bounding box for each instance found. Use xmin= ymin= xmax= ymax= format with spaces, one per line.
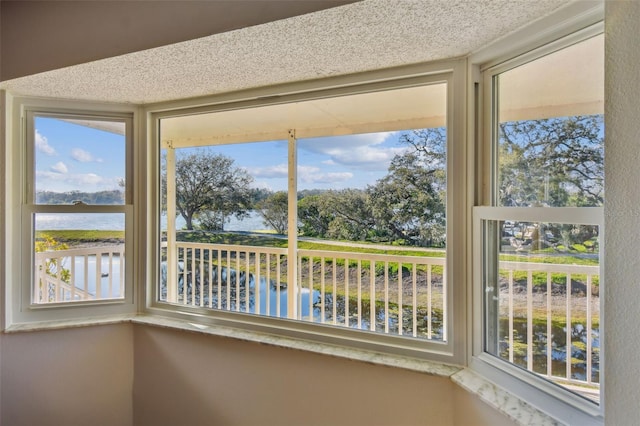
xmin=133 ymin=325 xmax=515 ymax=426
xmin=604 ymin=1 xmax=640 ymax=424
xmin=0 ymin=324 xmax=134 ymax=426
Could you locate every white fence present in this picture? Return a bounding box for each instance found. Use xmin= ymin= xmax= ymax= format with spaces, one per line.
xmin=34 ymin=245 xmax=125 ymax=303
xmin=497 ymin=260 xmax=600 ymax=397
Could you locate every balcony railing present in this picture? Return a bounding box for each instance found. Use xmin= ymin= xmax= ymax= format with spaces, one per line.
xmin=161 ymin=241 xmax=599 ymax=397
xmin=34 ymin=245 xmax=125 ymax=303
xmin=496 ymin=260 xmax=600 ymax=399
xmin=161 ymin=242 xmax=446 ymax=340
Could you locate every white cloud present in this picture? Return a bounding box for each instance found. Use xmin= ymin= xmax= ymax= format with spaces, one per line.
xmin=251 ymin=164 xmax=288 ymax=179
xmin=36 ymin=171 xmax=120 ymax=191
xmin=35 ymin=130 xmax=56 ymax=155
xmin=71 ymin=148 xmax=96 ymax=162
xmin=298 ymin=132 xmax=406 ymax=170
xmin=50 ymin=162 xmax=68 ymax=174
xmin=297 ymin=165 xmax=353 ymax=184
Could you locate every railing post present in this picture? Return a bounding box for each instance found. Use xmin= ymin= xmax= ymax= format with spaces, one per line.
xmin=166 ymin=143 xmax=178 ymax=303
xmin=287 ymin=130 xmax=298 ymax=319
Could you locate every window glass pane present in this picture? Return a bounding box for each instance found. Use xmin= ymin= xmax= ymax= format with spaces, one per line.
xmin=158 ymin=82 xmax=448 ymax=341
xmin=34 ymin=116 xmax=126 ymax=205
xmin=33 ymin=213 xmax=125 ymax=303
xmin=483 ymin=219 xmax=600 ymax=403
xmin=296 ymin=129 xmax=446 ymax=340
xmin=497 ymin=35 xmax=604 ymax=207
xmin=159 ymin=142 xmax=289 ymax=313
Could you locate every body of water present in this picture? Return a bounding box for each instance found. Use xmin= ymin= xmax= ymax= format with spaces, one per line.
xmin=36 ymin=211 xmax=266 ymax=232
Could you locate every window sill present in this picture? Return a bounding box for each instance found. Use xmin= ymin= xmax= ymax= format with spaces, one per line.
xmin=4 ymin=313 xmax=565 ymax=425
xmin=451 ymin=369 xmax=561 ymax=425
xmin=3 ymin=313 xmax=136 ymax=333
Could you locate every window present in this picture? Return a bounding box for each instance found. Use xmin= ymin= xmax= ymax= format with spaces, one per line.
xmin=474 ymin=31 xmax=604 ymax=412
xmin=151 ymin=70 xmax=466 ymax=359
xmin=7 ymin=99 xmax=136 ymax=325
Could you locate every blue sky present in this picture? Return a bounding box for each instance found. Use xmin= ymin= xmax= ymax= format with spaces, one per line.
xmin=35 ymin=117 xmax=125 ymax=193
xmin=189 ymin=131 xmax=409 ymax=192
xmin=36 ymin=116 xmax=416 ymax=193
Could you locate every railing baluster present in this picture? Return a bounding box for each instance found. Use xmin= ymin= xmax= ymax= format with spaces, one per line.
xmin=108 ymin=252 xmax=114 ymax=298
xmin=308 ymin=256 xmax=313 ymax=321
xmin=332 ymin=258 xmax=337 ymax=325
xmin=235 ymin=251 xmax=240 ymax=312
xmin=566 ymin=273 xmax=572 ymax=382
xmin=266 ymin=253 xmax=271 ymax=317
xmin=208 ymin=248 xmax=213 ymax=309
xmin=547 ymin=272 xmax=552 ymax=378
xmin=427 ymin=265 xmax=432 ymax=339
xmin=527 ymin=270 xmax=533 ymax=372
xmin=321 ymin=257 xmax=326 ymax=323
xmin=82 ymin=253 xmax=89 ymax=300
xmin=120 ymin=248 xmax=125 ymax=298
xmin=190 ymin=248 xmax=196 ymax=306
xmin=256 ymin=251 xmax=261 ymax=316
xmin=370 ymin=261 xmax=376 ymax=332
xmin=384 ymin=261 xmax=389 ymax=334
xmin=226 ymin=250 xmax=231 ymax=310
xmin=217 ymin=249 xmax=222 ymax=309
xmin=357 ymin=260 xmax=362 ymax=330
xmin=246 ymin=251 xmax=251 ymax=313
xmin=298 ymin=255 xmax=303 ymax=320
xmin=587 ymin=274 xmax=593 ymax=385
xmin=509 ymin=269 xmax=514 ymax=364
xmin=396 ymin=263 xmax=402 ymax=335
xmin=345 ymin=258 xmax=349 ymax=327
xmin=199 ymin=248 xmax=204 ymax=307
xmin=95 ymin=253 xmax=102 ymax=300
xmin=56 ymin=255 xmax=62 ymax=302
xmin=412 ymin=264 xmax=417 ymax=338
xmin=70 ymin=255 xmax=77 ymax=301
xmin=276 ymin=254 xmax=281 ymax=317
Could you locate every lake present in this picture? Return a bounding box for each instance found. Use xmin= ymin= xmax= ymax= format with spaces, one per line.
xmin=35 ymin=211 xmax=267 ymax=232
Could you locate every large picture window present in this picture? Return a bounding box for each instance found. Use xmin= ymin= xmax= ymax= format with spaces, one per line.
xmin=156 ymin=79 xmax=457 ymax=345
xmin=477 ymin=33 xmax=604 ymax=406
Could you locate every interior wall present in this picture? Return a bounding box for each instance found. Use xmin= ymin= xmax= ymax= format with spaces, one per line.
xmin=0 ymin=324 xmax=134 ymax=426
xmin=604 ymin=1 xmax=640 ymax=424
xmin=0 ymin=0 xmax=355 ymax=81
xmin=133 ymin=324 xmax=515 ymax=426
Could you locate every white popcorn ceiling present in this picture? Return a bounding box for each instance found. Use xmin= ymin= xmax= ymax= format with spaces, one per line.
xmin=1 ymin=0 xmax=572 ymax=104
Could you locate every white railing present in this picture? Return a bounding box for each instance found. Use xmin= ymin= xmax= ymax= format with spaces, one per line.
xmin=163 ymin=242 xmax=446 ymax=340
xmin=498 ymin=260 xmax=600 ymax=396
xmin=162 ymin=241 xmax=600 ymax=395
xmin=34 ymin=245 xmax=125 ymax=303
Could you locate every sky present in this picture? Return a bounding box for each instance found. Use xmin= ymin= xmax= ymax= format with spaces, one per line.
xmin=35 ymin=117 xmax=125 ymax=193
xmin=179 ymin=131 xmax=411 ymax=193
xmin=35 ymin=116 xmax=422 ymax=194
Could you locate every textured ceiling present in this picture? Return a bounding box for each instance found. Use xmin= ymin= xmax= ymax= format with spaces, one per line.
xmin=1 ymin=0 xmax=574 ymax=104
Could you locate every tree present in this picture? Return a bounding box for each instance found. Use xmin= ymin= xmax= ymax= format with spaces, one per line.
xmin=168 ymin=150 xmax=253 ymax=230
xmin=498 ymin=115 xmax=604 ymax=207
xmin=368 ymin=151 xmax=446 ymax=246
xmin=297 ymin=194 xmax=331 ymax=237
xmin=498 ymin=115 xmax=604 ymax=250
xmin=257 ymin=191 xmax=288 ymax=234
xmin=367 ymin=127 xmax=447 ymax=246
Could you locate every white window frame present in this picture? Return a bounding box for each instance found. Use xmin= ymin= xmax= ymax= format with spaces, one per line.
xmin=470 ymin=23 xmax=605 ymax=424
xmin=4 ymin=96 xmax=139 ymax=327
xmin=143 ymin=60 xmax=468 ymax=365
